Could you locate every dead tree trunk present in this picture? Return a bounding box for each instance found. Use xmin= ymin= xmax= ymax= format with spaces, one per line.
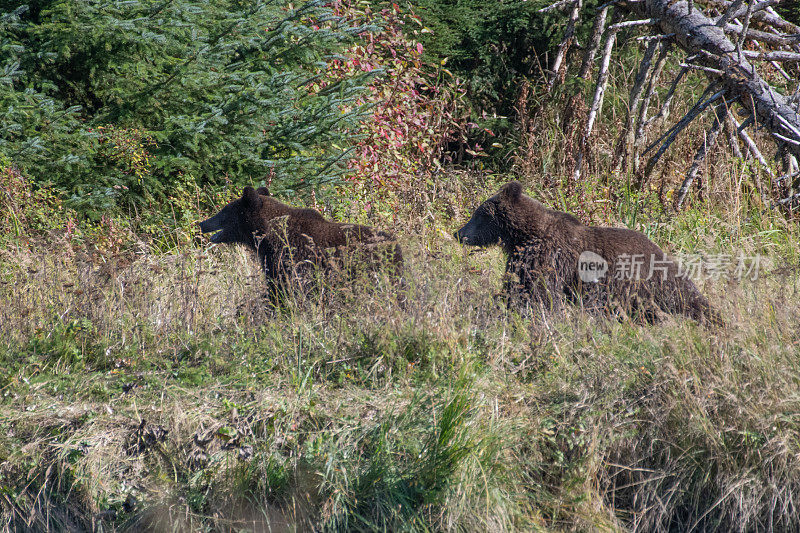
xmin=545 ymin=0 xmax=800 ymax=210
xmin=628 ymin=0 xmax=800 ymax=162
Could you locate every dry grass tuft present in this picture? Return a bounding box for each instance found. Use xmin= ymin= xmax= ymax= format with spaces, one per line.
xmin=2 ymin=180 xmax=799 ymax=531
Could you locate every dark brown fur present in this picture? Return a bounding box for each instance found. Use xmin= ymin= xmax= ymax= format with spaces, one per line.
xmin=199 ymin=187 xmax=402 ymax=296
xmin=455 ymin=182 xmax=721 ymax=325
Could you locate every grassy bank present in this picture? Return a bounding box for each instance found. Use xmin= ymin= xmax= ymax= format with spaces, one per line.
xmin=2 ymin=177 xmax=799 ymax=531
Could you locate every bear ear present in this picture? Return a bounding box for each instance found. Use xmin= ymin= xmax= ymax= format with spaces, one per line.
xmin=500 ymin=181 xmax=523 ymax=201
xmin=242 ymin=186 xmax=262 ymax=208
xmin=256 ymin=186 xmax=270 ymax=197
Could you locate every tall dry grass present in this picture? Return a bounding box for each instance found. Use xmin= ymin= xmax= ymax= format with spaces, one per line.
xmin=1 ymin=172 xmax=799 ymax=531
xmin=2 ymin=43 xmax=800 ymax=532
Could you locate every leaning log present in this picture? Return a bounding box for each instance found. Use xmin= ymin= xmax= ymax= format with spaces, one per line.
xmin=626 ymin=0 xmax=800 ymax=160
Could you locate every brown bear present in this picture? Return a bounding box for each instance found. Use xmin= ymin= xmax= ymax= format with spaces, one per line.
xmin=199 ymin=186 xmax=402 ymax=297
xmin=455 ymin=181 xmax=721 ymax=325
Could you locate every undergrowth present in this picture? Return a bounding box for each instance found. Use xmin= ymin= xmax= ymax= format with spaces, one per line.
xmin=2 ymin=13 xmax=799 ymax=529
xmin=1 ymin=171 xmax=799 ymax=531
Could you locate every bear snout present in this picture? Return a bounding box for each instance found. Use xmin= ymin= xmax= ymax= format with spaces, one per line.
xmin=198 ymin=219 xmax=213 ymax=235
xmin=198 ymin=215 xmax=227 ymax=243
xmin=454 ymin=229 xmax=470 ymax=244
xmin=198 ymin=214 xmax=223 ymax=234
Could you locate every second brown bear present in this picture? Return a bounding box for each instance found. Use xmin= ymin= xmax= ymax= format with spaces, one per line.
xmin=455 ymin=181 xmax=720 ymax=325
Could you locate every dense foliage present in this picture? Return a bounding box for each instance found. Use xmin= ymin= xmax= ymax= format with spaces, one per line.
xmin=401 ymin=0 xmax=606 ymax=163
xmin=777 ymin=3 xmax=800 ymax=25
xmin=1 ymin=0 xmax=376 ymax=215
xmin=412 ymin=0 xmax=559 ymax=112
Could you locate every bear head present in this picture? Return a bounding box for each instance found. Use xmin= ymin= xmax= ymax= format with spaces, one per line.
xmin=198 ymin=186 xmax=265 ymax=245
xmin=454 ymin=181 xmax=525 ymax=247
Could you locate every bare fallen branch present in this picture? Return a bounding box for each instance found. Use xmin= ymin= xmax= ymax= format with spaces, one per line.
xmin=742 ymin=50 xmax=800 ymax=62
xmin=715 ymin=0 xmax=745 ymax=27
xmin=749 ymin=40 xmax=791 ymax=81
xmin=584 ymin=9 xmax=622 ymax=139
xmin=548 ymin=0 xmax=583 ymax=92
xmin=736 ymin=0 xmax=755 ymax=63
xmin=628 ymin=0 xmax=800 ymax=161
xmin=736 ymin=115 xmax=755 ymax=133
xmin=642 ymin=87 xmax=725 ymax=179
xmin=608 ymin=18 xmax=658 ymax=31
xmin=636 ymin=40 xmax=671 ymax=144
xmin=731 ymin=114 xmax=774 ymax=175
xmin=613 ymin=38 xmax=660 ymax=171
xmin=725 ymin=110 xmax=744 ymax=159
xmin=680 ymin=63 xmax=725 ymax=75
xmin=723 ymin=24 xmax=800 ymax=46
xmin=774 ymin=170 xmax=800 ymax=184
xmin=573 ymin=8 xmax=622 ymax=182
xmin=709 ymin=0 xmax=800 ymax=34
xmin=774 ymin=133 xmax=800 ymax=146
xmin=776 ymin=113 xmax=800 ymax=140
xmin=642 ymin=64 xmax=688 ymax=132
xmin=578 ymin=4 xmax=610 ymax=79
xmin=644 ymin=86 xmax=724 ymax=156
xmin=538 ymin=0 xmax=575 ymax=13
xmin=765 ymin=6 xmax=800 ymax=34
xmin=636 ymin=33 xmax=675 ymax=41
xmin=723 ymin=0 xmax=780 ymax=23
xmin=676 ymin=102 xmax=727 ymax=209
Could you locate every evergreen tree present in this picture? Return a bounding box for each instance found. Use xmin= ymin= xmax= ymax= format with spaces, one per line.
xmin=0 ymin=0 xmax=375 ymax=215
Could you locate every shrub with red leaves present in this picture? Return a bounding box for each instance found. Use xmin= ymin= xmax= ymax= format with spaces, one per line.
xmin=322 ymin=1 xmax=473 ymax=220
